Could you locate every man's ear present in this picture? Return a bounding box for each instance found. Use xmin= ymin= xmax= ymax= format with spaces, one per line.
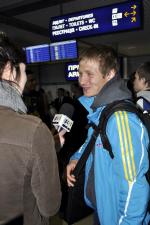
xmin=106 ymin=69 xmax=115 ymax=81
xmin=142 ymin=77 xmax=149 ymax=88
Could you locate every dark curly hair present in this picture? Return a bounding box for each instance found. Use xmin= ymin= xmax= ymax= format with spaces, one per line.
xmin=0 ymin=31 xmax=26 ymax=82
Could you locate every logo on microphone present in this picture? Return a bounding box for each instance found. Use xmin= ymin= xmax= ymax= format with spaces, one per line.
xmin=52 ymin=114 xmax=74 ymax=132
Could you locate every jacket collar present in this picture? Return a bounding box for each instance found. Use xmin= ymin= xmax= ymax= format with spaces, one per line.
xmin=91 ymin=75 xmax=132 ymax=111
xmin=137 ymin=90 xmax=150 ymax=103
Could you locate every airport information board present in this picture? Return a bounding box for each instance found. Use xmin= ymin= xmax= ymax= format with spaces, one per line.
xmin=49 ymin=0 xmax=142 ymax=41
xmin=50 ymin=40 xmax=78 ymax=61
xmin=26 ymin=44 xmax=50 ymax=63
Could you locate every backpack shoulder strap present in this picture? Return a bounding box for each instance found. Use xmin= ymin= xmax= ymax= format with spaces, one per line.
xmin=72 ymin=123 xmax=100 ymax=177
xmin=98 ymin=100 xmax=142 ymax=159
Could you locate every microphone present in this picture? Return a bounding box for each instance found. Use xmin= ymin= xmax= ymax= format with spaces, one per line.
xmin=52 ymin=114 xmax=74 ymax=133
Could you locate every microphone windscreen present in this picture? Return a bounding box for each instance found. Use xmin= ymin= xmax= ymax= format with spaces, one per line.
xmin=52 ymin=114 xmax=74 ymax=132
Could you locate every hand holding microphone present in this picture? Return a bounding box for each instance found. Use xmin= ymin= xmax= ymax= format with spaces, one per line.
xmin=52 ymin=114 xmax=74 ymax=150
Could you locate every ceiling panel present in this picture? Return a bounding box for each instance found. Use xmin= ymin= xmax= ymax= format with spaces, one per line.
xmin=16 ymin=5 xmax=61 ymax=28
xmin=0 ymin=0 xmax=38 ymax=9
xmin=0 ymin=0 xmax=149 ymax=56
xmin=0 ymin=0 xmax=25 ymax=7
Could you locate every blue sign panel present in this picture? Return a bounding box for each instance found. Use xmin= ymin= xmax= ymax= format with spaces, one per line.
xmin=50 ymin=40 xmax=78 ymax=61
xmin=26 ymin=44 xmax=50 ymax=63
xmin=49 ymin=0 xmax=142 ymax=41
xmin=65 ymin=62 xmax=79 ymax=81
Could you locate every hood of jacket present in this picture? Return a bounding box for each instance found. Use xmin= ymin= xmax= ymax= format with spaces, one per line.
xmin=91 ymin=75 xmax=132 ymax=111
xmin=137 ymin=90 xmax=150 ymax=102
xmin=0 ymin=81 xmax=27 ymax=113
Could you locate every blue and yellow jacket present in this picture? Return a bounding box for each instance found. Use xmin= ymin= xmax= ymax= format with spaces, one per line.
xmin=71 ymin=77 xmax=150 ymax=225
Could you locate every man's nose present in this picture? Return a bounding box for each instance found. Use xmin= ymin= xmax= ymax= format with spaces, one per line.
xmin=79 ymin=74 xmax=88 ymax=85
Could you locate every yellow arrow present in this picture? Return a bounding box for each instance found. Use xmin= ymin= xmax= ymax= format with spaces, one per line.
xmin=131 ymin=4 xmax=137 ymax=10
xmin=130 ymin=10 xmax=136 ymax=16
xmin=124 ymin=11 xmax=129 ymax=17
xmin=131 ymin=17 xmax=136 ymax=22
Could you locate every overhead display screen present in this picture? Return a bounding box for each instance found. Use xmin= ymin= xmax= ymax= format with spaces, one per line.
xmin=26 ymin=44 xmax=50 ymax=63
xmin=49 ymin=0 xmax=142 ymax=41
xmin=65 ymin=62 xmax=79 ymax=81
xmin=50 ymin=40 xmax=78 ymax=61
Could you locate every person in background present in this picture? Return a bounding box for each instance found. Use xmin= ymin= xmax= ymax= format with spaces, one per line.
xmin=23 ymin=71 xmax=50 ymax=128
xmin=133 ymin=62 xmax=150 ymax=111
xmin=23 ymin=70 xmax=40 ymax=116
xmin=0 ymin=32 xmax=61 ymax=225
xmin=52 ymin=88 xmax=73 ymax=112
xmin=127 ymin=71 xmax=136 ymax=100
xmin=38 ymin=87 xmax=51 ymax=128
xmin=70 ymin=82 xmax=83 ymax=99
xmin=47 ymin=89 xmax=53 ymax=106
xmin=67 ymin=46 xmax=150 ymax=225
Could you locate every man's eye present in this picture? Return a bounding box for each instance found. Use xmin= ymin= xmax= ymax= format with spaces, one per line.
xmin=88 ymin=73 xmax=93 ymax=77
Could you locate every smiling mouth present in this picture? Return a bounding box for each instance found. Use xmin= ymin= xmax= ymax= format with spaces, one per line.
xmin=83 ymin=87 xmax=90 ymax=92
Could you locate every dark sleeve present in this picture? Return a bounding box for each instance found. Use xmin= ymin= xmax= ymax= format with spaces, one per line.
xmin=59 ymin=100 xmax=88 ymax=160
xmin=31 ymin=122 xmax=61 ymax=217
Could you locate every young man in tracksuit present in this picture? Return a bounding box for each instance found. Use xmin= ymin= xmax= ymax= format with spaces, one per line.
xmin=67 ymin=46 xmax=150 ymax=225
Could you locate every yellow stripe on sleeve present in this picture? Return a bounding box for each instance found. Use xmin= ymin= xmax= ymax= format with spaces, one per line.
xmin=119 ymin=111 xmax=133 ymax=181
xmin=115 ymin=112 xmax=129 ymax=181
xmin=124 ymin=112 xmax=136 ymax=178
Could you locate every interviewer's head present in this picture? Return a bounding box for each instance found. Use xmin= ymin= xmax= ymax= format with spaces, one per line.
xmin=0 ymin=31 xmax=27 ymax=94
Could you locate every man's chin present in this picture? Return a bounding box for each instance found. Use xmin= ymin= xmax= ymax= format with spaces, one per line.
xmin=83 ymin=92 xmax=92 ymax=97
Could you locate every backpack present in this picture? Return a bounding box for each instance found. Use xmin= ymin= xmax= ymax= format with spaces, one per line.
xmin=92 ymin=100 xmax=150 ymax=182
